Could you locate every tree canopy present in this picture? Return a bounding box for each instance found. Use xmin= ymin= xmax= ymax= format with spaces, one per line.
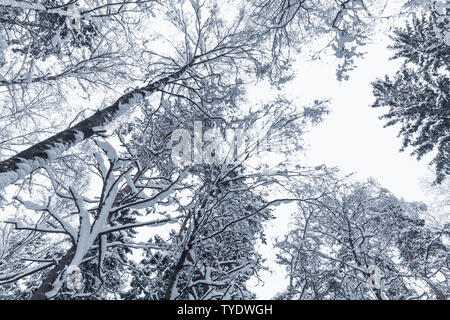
xmin=0 ymin=0 xmax=448 ymax=301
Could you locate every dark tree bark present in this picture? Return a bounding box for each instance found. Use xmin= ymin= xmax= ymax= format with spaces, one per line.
xmin=0 ymin=63 xmax=192 ymax=191
xmin=31 ymin=163 xmax=152 ymax=299
xmin=31 ymin=246 xmax=76 ymax=300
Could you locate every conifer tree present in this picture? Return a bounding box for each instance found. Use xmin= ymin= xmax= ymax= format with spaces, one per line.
xmin=372 ymin=13 xmax=450 ymax=184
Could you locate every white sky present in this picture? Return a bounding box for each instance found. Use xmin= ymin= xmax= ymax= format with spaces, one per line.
xmin=248 ymin=30 xmax=437 ymax=299
xmin=297 ymin=42 xmax=433 ymax=203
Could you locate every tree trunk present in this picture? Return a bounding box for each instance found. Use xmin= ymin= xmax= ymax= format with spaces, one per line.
xmin=31 ymin=246 xmax=76 ymax=300
xmin=0 ymin=63 xmax=192 ymax=191
xmin=30 ymin=162 xmax=152 ymax=299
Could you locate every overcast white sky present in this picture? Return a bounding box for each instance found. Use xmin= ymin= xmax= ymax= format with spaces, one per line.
xmin=297 ymin=43 xmax=433 ymax=203
xmin=248 ymin=28 xmax=437 ymax=299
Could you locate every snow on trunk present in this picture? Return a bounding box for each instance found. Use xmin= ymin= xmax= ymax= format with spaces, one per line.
xmin=0 ymin=64 xmax=192 ymax=191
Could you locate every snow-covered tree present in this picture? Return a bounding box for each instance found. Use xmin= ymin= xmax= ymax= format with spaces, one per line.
xmin=276 ymin=178 xmax=449 ymax=300
xmin=372 ymin=11 xmax=450 ymax=184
